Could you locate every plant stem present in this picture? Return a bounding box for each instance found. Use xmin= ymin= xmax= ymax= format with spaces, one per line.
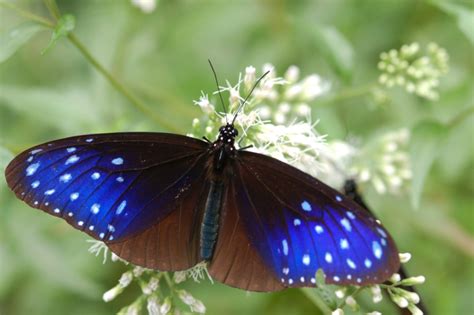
xmin=447 ymin=106 xmax=474 ymax=129
xmin=66 ymin=33 xmax=180 ymax=131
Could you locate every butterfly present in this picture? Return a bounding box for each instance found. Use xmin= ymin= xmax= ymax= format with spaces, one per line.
xmin=4 ymin=66 xmax=400 ymax=292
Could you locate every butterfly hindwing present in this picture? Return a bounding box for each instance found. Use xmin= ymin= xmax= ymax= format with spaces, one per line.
xmin=5 ymin=133 xmax=208 ymax=249
xmin=233 ymin=151 xmax=400 ymax=288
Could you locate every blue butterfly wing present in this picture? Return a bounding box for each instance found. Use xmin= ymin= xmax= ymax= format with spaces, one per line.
xmin=5 ymin=133 xmax=209 ymax=270
xmin=209 ymin=151 xmax=400 ymax=289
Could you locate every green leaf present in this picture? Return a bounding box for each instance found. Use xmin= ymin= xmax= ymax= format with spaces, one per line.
xmin=410 ymin=120 xmax=448 ymax=208
xmin=432 ymin=1 xmax=474 ymax=45
xmin=0 ymin=22 xmax=44 ymax=63
xmin=312 ymin=26 xmax=354 ymax=80
xmin=0 ymin=146 xmax=13 ymax=173
xmin=42 ymin=14 xmax=76 ymax=54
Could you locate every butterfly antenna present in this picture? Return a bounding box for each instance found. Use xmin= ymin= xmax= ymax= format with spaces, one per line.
xmin=231 ymin=70 xmax=270 ymax=125
xmin=208 ymin=59 xmax=228 ymax=122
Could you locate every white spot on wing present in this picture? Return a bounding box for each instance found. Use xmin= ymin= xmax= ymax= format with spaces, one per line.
xmin=340 ymin=238 xmax=349 ymax=249
xmin=67 ymin=147 xmax=76 ymax=153
xmin=116 ymin=176 xmax=124 ymax=182
xmin=346 ymin=211 xmax=356 ymax=220
xmin=91 ymin=172 xmax=100 ymax=180
xmin=70 ymin=192 xmax=79 ymax=201
xmin=65 ymin=155 xmax=79 ymax=165
xmin=44 ymin=189 xmax=55 ymax=195
xmin=116 ymin=200 xmax=127 ymax=215
xmin=282 ymin=239 xmax=289 ymax=256
xmin=30 ymin=149 xmax=42 ymax=154
xmin=325 ymin=252 xmax=333 ymax=263
xmin=340 ymin=218 xmax=352 ymax=232
xmin=364 ymin=258 xmax=372 ymax=268
xmin=26 ymin=162 xmax=40 ymax=176
xmin=336 ymin=195 xmax=342 ymax=202
xmin=282 ymin=267 xmax=289 ymax=275
xmin=112 ymin=157 xmax=124 ymax=165
xmin=91 ymin=203 xmax=100 ymax=214
xmin=53 ymin=208 xmax=60 ymax=213
xmin=59 ymin=173 xmax=72 ymax=183
xmin=31 ymin=180 xmax=40 ymax=188
xmin=315 ymin=225 xmax=324 ymax=234
xmin=301 ymin=201 xmax=312 ymax=211
xmin=85 ymin=138 xmax=93 ymax=143
xmin=372 ymin=241 xmax=383 ymax=259
xmin=302 ymin=254 xmax=311 ymax=265
xmin=347 ymin=258 xmax=356 ymax=269
xmin=293 ymin=218 xmax=301 ymax=226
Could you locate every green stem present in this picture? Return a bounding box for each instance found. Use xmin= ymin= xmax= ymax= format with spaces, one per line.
xmin=43 ymin=0 xmax=61 ymax=20
xmin=446 ymin=106 xmax=474 ymax=129
xmin=300 ymin=288 xmax=333 ymax=314
xmin=66 ymin=33 xmax=179 ymax=131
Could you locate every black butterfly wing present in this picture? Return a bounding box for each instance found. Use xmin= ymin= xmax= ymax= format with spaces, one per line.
xmin=5 ymin=132 xmax=209 ymax=270
xmin=208 ymin=150 xmax=400 ymax=290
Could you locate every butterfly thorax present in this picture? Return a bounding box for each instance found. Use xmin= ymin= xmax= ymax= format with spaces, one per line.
xmin=209 ymin=123 xmax=238 ymax=173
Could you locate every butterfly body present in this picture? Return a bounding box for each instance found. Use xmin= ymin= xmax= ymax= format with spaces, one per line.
xmin=5 ymin=123 xmax=400 ymax=292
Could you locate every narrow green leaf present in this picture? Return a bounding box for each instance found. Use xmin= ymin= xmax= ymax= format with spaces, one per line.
xmin=432 ymin=1 xmax=474 ymax=45
xmin=410 ymin=120 xmax=448 ymax=208
xmin=0 ymin=22 xmax=44 ymax=63
xmin=42 ymin=14 xmax=76 ymax=54
xmin=312 ymin=26 xmax=354 ymax=80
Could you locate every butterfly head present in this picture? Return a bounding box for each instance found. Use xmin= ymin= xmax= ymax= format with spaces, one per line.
xmin=217 ymin=123 xmax=238 ymax=145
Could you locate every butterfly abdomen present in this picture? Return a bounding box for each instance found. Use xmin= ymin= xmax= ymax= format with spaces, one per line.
xmin=200 ymin=180 xmax=225 ymax=260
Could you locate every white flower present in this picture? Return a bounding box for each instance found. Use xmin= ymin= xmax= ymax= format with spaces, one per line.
xmin=194 ymin=92 xmax=215 ymax=115
xmin=332 ymin=309 xmax=344 ymax=315
xmin=371 ymin=285 xmax=383 ymax=303
xmin=147 ymin=296 xmax=161 ymax=315
xmin=159 ymin=297 xmax=172 ymax=315
xmin=399 ymin=252 xmax=412 ymax=263
xmin=119 ymin=271 xmax=133 ymax=288
xmin=131 ymin=0 xmax=157 ymax=13
xmin=103 ymin=285 xmax=123 ymax=302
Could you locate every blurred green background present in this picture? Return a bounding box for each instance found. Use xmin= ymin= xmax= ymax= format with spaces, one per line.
xmin=0 ymin=0 xmax=473 ymax=314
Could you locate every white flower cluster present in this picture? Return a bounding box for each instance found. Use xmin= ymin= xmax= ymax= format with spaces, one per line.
xmin=89 ymin=239 xmax=206 ymax=314
xmin=378 ymin=42 xmax=449 ymax=100
xmin=331 ymin=253 xmax=425 ymax=315
xmin=191 ymin=64 xmax=330 ymax=177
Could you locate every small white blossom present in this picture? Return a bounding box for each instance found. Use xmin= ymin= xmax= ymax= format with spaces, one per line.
xmin=173 ymin=271 xmax=187 ymax=284
xmin=408 ymin=304 xmax=424 ymax=315
xmin=194 ymin=92 xmax=215 ymax=115
xmin=399 ymin=252 xmax=412 ymax=263
xmin=103 ymin=285 xmax=124 ymax=302
xmin=131 ymin=0 xmax=156 ymax=13
xmin=371 ymin=285 xmax=383 ymax=303
xmin=390 ymin=273 xmax=401 ymax=283
xmin=147 ymin=296 xmax=161 ymax=315
xmin=160 ymin=297 xmax=172 ymax=315
xmin=332 ymin=309 xmax=344 ymax=315
xmin=119 ymin=271 xmax=133 ymax=288
xmin=142 ymin=277 xmax=160 ymax=295
xmin=367 ymin=312 xmax=382 ymax=315
xmin=400 ymin=276 xmax=426 ymax=286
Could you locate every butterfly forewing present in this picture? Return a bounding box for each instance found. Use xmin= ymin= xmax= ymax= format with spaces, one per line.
xmin=5 ymin=133 xmax=208 ymax=245
xmin=235 ymin=151 xmax=400 ymax=287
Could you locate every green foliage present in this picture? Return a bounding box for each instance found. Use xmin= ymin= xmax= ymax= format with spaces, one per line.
xmin=0 ymin=0 xmax=472 ymax=314
xmin=0 ymin=22 xmax=44 ymax=63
